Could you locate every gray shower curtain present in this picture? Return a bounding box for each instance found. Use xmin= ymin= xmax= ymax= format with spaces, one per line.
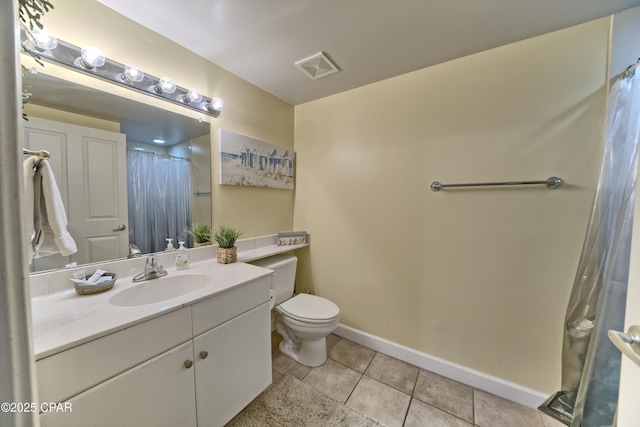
xmin=127 ymin=150 xmax=192 ymax=254
xmin=542 ymin=65 xmax=640 ymax=426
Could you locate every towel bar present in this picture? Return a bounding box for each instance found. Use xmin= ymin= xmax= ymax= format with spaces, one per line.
xmin=430 ymin=176 xmax=563 ymax=192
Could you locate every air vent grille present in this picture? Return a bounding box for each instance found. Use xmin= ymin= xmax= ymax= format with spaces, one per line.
xmin=295 ymin=52 xmax=340 ymax=80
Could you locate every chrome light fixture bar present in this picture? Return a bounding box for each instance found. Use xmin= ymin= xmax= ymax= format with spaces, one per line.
xmin=21 ymin=30 xmax=223 ymax=118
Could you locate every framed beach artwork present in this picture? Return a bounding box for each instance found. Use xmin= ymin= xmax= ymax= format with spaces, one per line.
xmin=219 ymin=129 xmax=294 ymax=190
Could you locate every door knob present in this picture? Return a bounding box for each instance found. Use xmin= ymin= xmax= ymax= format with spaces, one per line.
xmin=609 ymin=324 xmax=640 ymax=368
xmin=184 ymin=360 xmax=193 ymax=369
xmin=199 ymin=351 xmax=208 ymax=359
xmin=113 ymin=224 xmax=127 ymax=231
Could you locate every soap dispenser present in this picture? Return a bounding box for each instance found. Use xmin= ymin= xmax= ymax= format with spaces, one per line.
xmin=175 ymin=241 xmax=189 ymax=270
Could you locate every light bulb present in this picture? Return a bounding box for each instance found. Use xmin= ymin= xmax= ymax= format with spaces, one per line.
xmin=75 ymin=45 xmax=105 ymax=69
xmin=183 ymin=89 xmax=202 ymax=104
xmin=29 ymin=29 xmax=57 ymax=50
xmin=207 ymin=97 xmax=224 ymax=113
xmin=82 ymin=46 xmax=105 ymax=67
xmin=152 ymin=77 xmax=176 ymax=94
xmin=119 ymin=66 xmax=144 ymax=83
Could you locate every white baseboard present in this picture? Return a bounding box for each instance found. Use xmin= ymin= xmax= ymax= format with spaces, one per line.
xmin=333 ymin=324 xmax=548 ymax=409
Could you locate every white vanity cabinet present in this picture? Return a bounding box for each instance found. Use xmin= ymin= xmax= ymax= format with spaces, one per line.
xmin=36 ymin=275 xmax=272 ymax=427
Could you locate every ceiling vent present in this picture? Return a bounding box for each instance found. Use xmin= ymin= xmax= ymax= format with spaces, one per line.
xmin=295 ymin=52 xmax=340 ymax=80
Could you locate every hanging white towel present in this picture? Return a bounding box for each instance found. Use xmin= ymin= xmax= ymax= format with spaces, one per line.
xmin=23 ymin=156 xmax=37 ymax=263
xmin=32 ymin=159 xmax=77 ymax=258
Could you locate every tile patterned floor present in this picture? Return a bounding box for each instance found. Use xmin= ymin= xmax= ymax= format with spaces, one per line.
xmin=270 ymin=333 xmax=566 ymax=427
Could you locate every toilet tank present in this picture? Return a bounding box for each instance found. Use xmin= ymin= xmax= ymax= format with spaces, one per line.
xmin=250 ymin=254 xmax=298 ymax=305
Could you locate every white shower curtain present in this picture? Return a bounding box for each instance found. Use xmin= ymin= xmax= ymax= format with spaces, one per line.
xmin=542 ymin=64 xmax=640 ymax=426
xmin=127 ymin=150 xmax=192 ymax=254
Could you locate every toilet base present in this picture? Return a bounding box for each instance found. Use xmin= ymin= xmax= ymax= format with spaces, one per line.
xmin=279 ymin=336 xmax=327 ymax=367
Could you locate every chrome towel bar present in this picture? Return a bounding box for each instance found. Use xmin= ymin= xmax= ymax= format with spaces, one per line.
xmin=430 ymin=176 xmax=563 ymax=192
xmin=23 ymin=148 xmax=51 ymax=171
xmin=22 ymin=148 xmax=50 ymax=159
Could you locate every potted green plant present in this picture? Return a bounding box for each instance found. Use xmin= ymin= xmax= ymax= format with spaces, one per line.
xmin=213 ymin=225 xmax=242 ymax=264
xmin=185 ymin=223 xmax=212 ymax=247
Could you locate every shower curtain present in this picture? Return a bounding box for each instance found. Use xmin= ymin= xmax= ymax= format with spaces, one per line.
xmin=542 ymin=65 xmax=640 ymax=426
xmin=127 ymin=150 xmax=192 ymax=254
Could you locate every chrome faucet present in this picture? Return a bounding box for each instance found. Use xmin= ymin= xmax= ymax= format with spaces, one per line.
xmin=132 ymin=255 xmax=168 ymax=282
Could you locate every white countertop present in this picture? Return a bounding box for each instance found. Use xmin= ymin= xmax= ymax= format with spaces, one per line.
xmin=29 ymin=235 xmax=308 ymax=360
xmin=30 ymin=258 xmax=272 ymax=360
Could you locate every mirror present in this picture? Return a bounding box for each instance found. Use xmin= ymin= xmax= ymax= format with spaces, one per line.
xmin=22 ymin=70 xmax=212 ymax=273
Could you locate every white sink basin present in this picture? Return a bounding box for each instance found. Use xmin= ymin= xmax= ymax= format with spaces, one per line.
xmin=109 ymin=274 xmax=211 ymax=307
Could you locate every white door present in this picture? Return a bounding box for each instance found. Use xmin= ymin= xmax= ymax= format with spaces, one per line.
xmin=193 ymin=303 xmax=272 ymax=426
xmin=39 ymin=341 xmax=198 ymax=427
xmin=616 ymin=169 xmax=640 ymax=425
xmin=23 ymin=117 xmax=128 ymax=270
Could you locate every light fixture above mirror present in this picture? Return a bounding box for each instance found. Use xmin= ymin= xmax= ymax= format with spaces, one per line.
xmin=21 ymin=30 xmax=224 ymax=118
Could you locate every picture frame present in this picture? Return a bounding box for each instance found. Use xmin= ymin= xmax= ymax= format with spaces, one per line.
xmin=219 ymin=129 xmax=294 ymax=190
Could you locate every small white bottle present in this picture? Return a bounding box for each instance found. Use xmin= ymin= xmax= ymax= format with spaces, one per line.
xmin=175 ymin=241 xmax=189 ymax=270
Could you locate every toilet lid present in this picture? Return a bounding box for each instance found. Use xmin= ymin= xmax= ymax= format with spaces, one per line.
xmin=279 ymin=294 xmax=339 ymax=323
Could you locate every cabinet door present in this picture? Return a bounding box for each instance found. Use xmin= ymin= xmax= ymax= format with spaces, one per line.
xmin=194 ymin=303 xmax=271 ymax=427
xmin=40 ymin=341 xmax=197 ymax=427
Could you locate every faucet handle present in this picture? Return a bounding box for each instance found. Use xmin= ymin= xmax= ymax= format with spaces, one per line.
xmin=147 ymin=255 xmax=157 ymax=267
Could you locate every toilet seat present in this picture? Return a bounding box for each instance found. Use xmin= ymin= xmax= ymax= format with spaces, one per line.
xmin=278 ymin=294 xmax=339 ymax=324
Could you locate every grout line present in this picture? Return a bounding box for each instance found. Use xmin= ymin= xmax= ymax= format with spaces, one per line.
xmin=274 ymin=334 xmax=487 ymax=426
xmin=343 ymin=371 xmax=364 ymax=405
xmin=325 ymin=353 xmax=366 ymax=404
xmin=472 ymin=388 xmax=476 ymax=426
xmin=410 ymin=368 xmax=420 ymax=397
xmin=399 ymin=365 xmax=421 ymax=427
xmin=362 ymin=349 xmax=376 ymax=373
xmin=401 ymin=398 xmax=414 ymax=427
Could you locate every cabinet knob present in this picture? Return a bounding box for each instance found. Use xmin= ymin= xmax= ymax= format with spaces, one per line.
xmin=199 ymin=351 xmax=208 ymax=359
xmin=184 ymin=360 xmax=193 ymax=369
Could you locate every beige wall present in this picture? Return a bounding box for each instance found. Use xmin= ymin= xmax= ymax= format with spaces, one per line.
xmin=35 ymin=0 xmax=294 ymax=238
xmin=23 ymin=104 xmax=121 ymax=132
xmin=190 ymin=134 xmax=212 ymax=227
xmin=34 ymin=0 xmax=620 ymax=395
xmin=294 ymin=18 xmax=611 ymax=393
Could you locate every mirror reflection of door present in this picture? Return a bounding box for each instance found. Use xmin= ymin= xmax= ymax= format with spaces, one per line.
xmin=23 ymin=117 xmax=128 ymax=271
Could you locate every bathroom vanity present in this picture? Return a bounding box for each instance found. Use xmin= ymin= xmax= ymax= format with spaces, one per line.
xmin=28 ymin=243 xmax=287 ymax=427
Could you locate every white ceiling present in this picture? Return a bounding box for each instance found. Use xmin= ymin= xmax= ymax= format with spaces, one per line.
xmin=98 ymin=0 xmax=640 ymax=106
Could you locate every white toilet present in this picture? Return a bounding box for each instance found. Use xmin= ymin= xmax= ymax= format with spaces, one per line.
xmin=252 ymin=254 xmax=339 ymax=367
